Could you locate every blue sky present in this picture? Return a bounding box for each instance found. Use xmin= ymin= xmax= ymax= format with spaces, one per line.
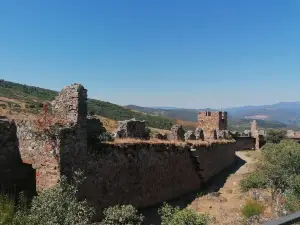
xmin=1 ymin=0 xmax=300 ymax=108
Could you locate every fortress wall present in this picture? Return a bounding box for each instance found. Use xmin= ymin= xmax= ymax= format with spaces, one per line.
xmin=234 ymin=137 xmax=256 ymax=150
xmin=77 ymin=142 xmax=236 ymax=218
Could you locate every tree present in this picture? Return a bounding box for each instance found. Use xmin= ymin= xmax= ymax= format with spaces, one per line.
xmin=265 ymin=129 xmax=287 ymax=144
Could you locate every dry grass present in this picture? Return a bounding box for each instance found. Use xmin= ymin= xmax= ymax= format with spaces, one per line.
xmin=110 ymin=138 xmax=233 ymax=146
xmin=97 ymin=116 xmax=118 ymax=132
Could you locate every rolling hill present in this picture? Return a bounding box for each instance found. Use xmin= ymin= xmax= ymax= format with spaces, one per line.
xmin=0 ymin=80 xmax=173 ymax=130
xmin=125 ymin=104 xmax=299 ymax=131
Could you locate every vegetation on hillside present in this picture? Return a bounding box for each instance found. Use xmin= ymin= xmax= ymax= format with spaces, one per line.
xmin=0 ymin=80 xmax=173 ymax=130
xmin=240 ymin=140 xmax=300 ymax=213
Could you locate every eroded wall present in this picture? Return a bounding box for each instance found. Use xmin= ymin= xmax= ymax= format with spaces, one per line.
xmin=0 ymin=117 xmax=36 ymax=196
xmin=234 ymin=137 xmax=255 ymax=150
xmin=78 ymin=142 xmax=236 ymax=219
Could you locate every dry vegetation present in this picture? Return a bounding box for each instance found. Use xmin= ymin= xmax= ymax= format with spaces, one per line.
xmin=109 ymin=138 xmax=233 ymax=147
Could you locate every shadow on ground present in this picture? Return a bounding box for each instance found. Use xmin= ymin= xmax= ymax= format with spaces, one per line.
xmin=139 ymin=154 xmax=246 ymax=225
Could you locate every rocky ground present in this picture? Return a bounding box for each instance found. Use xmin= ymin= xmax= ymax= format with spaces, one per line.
xmin=189 ymin=150 xmax=275 ymax=225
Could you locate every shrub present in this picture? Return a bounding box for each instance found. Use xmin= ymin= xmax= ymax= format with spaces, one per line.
xmin=241 ymin=199 xmax=264 ymax=218
xmin=265 ymin=129 xmax=287 ymax=144
xmin=158 ymin=203 xmax=212 ymax=225
xmin=261 ymin=140 xmax=300 ymax=191
xmin=0 ymin=192 xmax=29 ymax=225
xmin=102 ymin=205 xmax=144 ymax=225
xmin=99 ymin=131 xmax=114 ymax=142
xmin=240 ymin=172 xmax=267 ymax=192
xmin=0 ymin=194 xmax=15 ymax=225
xmin=26 ymin=172 xmax=95 ymax=225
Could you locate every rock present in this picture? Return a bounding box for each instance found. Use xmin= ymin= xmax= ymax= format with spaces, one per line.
xmin=195 ymin=128 xmax=204 ymax=140
xmin=216 ymin=129 xmax=230 ymax=139
xmin=184 ymin=130 xmax=196 ymax=141
xmin=168 ymin=124 xmax=185 ymax=141
xmin=114 ymin=118 xmax=147 ymax=139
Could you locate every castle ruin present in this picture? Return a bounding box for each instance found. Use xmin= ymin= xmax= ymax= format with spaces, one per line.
xmin=197 ymin=111 xmax=228 ymax=139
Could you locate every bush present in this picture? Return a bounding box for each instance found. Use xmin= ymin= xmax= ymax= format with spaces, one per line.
xmin=241 ymin=199 xmax=264 ymax=218
xmin=99 ymin=132 xmax=114 ymax=142
xmin=158 ymin=203 xmax=212 ymax=225
xmin=240 ymin=172 xmax=267 ymax=192
xmin=265 ymin=129 xmax=287 ymax=144
xmin=102 ymin=205 xmax=144 ymax=225
xmin=0 ymin=194 xmax=15 ymax=225
xmin=26 ymin=172 xmax=95 ymax=225
xmin=0 ymin=192 xmax=29 ymax=225
xmin=261 ymin=140 xmax=300 ymax=191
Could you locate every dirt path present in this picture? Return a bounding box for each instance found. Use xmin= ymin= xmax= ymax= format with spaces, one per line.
xmin=189 ymin=151 xmax=259 ymax=225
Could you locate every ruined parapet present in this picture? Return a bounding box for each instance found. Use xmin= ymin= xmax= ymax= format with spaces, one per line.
xmin=216 ymin=129 xmax=230 ymax=140
xmin=52 ymin=83 xmax=88 ymax=152
xmin=16 ymin=120 xmax=61 ymax=190
xmin=184 ymin=130 xmax=196 ymax=141
xmin=242 ymin=130 xmax=252 ymax=137
xmin=168 ymin=124 xmax=185 ymax=141
xmin=195 ymin=128 xmax=204 ymax=141
xmin=87 ymin=116 xmax=107 ymax=144
xmin=52 ymin=83 xmax=87 ymax=126
xmin=114 ymin=118 xmax=147 ymax=139
xmin=251 ymin=120 xmax=257 ymax=135
xmin=0 ymin=117 xmax=20 ymax=167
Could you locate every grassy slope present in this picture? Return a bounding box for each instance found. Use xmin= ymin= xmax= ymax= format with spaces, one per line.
xmin=0 ymin=80 xmax=173 ymax=130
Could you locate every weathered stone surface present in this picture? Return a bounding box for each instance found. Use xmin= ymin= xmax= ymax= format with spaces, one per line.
xmin=197 ymin=111 xmax=227 ymax=139
xmin=195 ymin=128 xmax=204 ymax=140
xmin=0 ymin=117 xmax=36 ymax=196
xmin=168 ymin=124 xmax=185 ymax=141
xmin=242 ymin=130 xmax=252 ymax=137
xmin=184 ymin=130 xmax=196 ymax=141
xmin=84 ymin=142 xmax=236 ymax=219
xmin=114 ymin=118 xmax=147 ymax=139
xmin=52 ymin=83 xmax=87 ymax=126
xmin=87 ymin=116 xmax=107 ymax=144
xmin=216 ymin=129 xmax=230 ymax=139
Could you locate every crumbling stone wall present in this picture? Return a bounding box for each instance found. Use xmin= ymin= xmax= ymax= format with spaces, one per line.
xmin=115 ymin=118 xmax=147 ymax=139
xmin=78 ymin=142 xmax=236 ymax=219
xmin=198 ymin=111 xmax=227 ymax=139
xmin=168 ymin=124 xmax=185 ymax=141
xmin=234 ymin=137 xmax=256 ymax=150
xmin=0 ymin=117 xmax=36 ymax=196
xmin=16 ymin=120 xmax=61 ymax=191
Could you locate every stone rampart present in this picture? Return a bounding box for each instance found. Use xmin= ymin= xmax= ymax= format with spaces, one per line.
xmin=234 ymin=136 xmax=256 ymax=150
xmin=78 ymin=142 xmax=236 ymax=219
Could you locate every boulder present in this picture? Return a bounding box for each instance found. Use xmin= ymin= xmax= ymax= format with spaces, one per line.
xmin=168 ymin=124 xmax=185 ymax=141
xmin=184 ymin=130 xmax=196 ymax=141
xmin=195 ymin=128 xmax=204 ymax=140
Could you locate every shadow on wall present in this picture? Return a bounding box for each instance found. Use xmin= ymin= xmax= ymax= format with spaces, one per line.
xmin=140 ymin=155 xmax=246 ymax=225
xmin=0 ymin=118 xmax=36 ymax=199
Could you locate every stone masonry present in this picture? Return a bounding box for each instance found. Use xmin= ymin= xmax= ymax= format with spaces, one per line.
xmin=114 ymin=118 xmax=147 ymax=139
xmin=198 ymin=111 xmax=227 ymax=139
xmin=168 ymin=124 xmax=185 ymax=141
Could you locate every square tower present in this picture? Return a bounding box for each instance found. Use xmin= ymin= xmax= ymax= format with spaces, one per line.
xmin=197 ymin=111 xmax=228 ymax=134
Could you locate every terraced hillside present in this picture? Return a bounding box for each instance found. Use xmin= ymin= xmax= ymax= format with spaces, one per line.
xmin=0 ymin=80 xmax=173 ymax=130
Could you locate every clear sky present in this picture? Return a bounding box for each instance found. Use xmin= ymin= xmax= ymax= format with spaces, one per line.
xmin=1 ymin=0 xmax=300 ymax=108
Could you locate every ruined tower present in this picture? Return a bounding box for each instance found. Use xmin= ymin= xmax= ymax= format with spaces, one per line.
xmin=197 ymin=111 xmax=227 ymax=139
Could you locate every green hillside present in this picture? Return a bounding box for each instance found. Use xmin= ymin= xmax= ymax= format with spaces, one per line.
xmin=0 ymin=80 xmax=173 ymax=129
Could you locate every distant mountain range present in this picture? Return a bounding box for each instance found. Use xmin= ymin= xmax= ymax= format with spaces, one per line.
xmin=125 ymin=102 xmax=300 ymax=131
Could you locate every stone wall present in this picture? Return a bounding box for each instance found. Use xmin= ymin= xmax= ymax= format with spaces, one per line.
xmin=197 ymin=111 xmax=227 ymax=139
xmin=114 ymin=118 xmax=147 ymax=139
xmin=234 ymin=137 xmax=256 ymax=150
xmin=78 ymin=142 xmax=236 ymax=219
xmin=0 ymin=117 xmax=36 ymax=196
xmin=16 ymin=120 xmax=61 ymax=191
